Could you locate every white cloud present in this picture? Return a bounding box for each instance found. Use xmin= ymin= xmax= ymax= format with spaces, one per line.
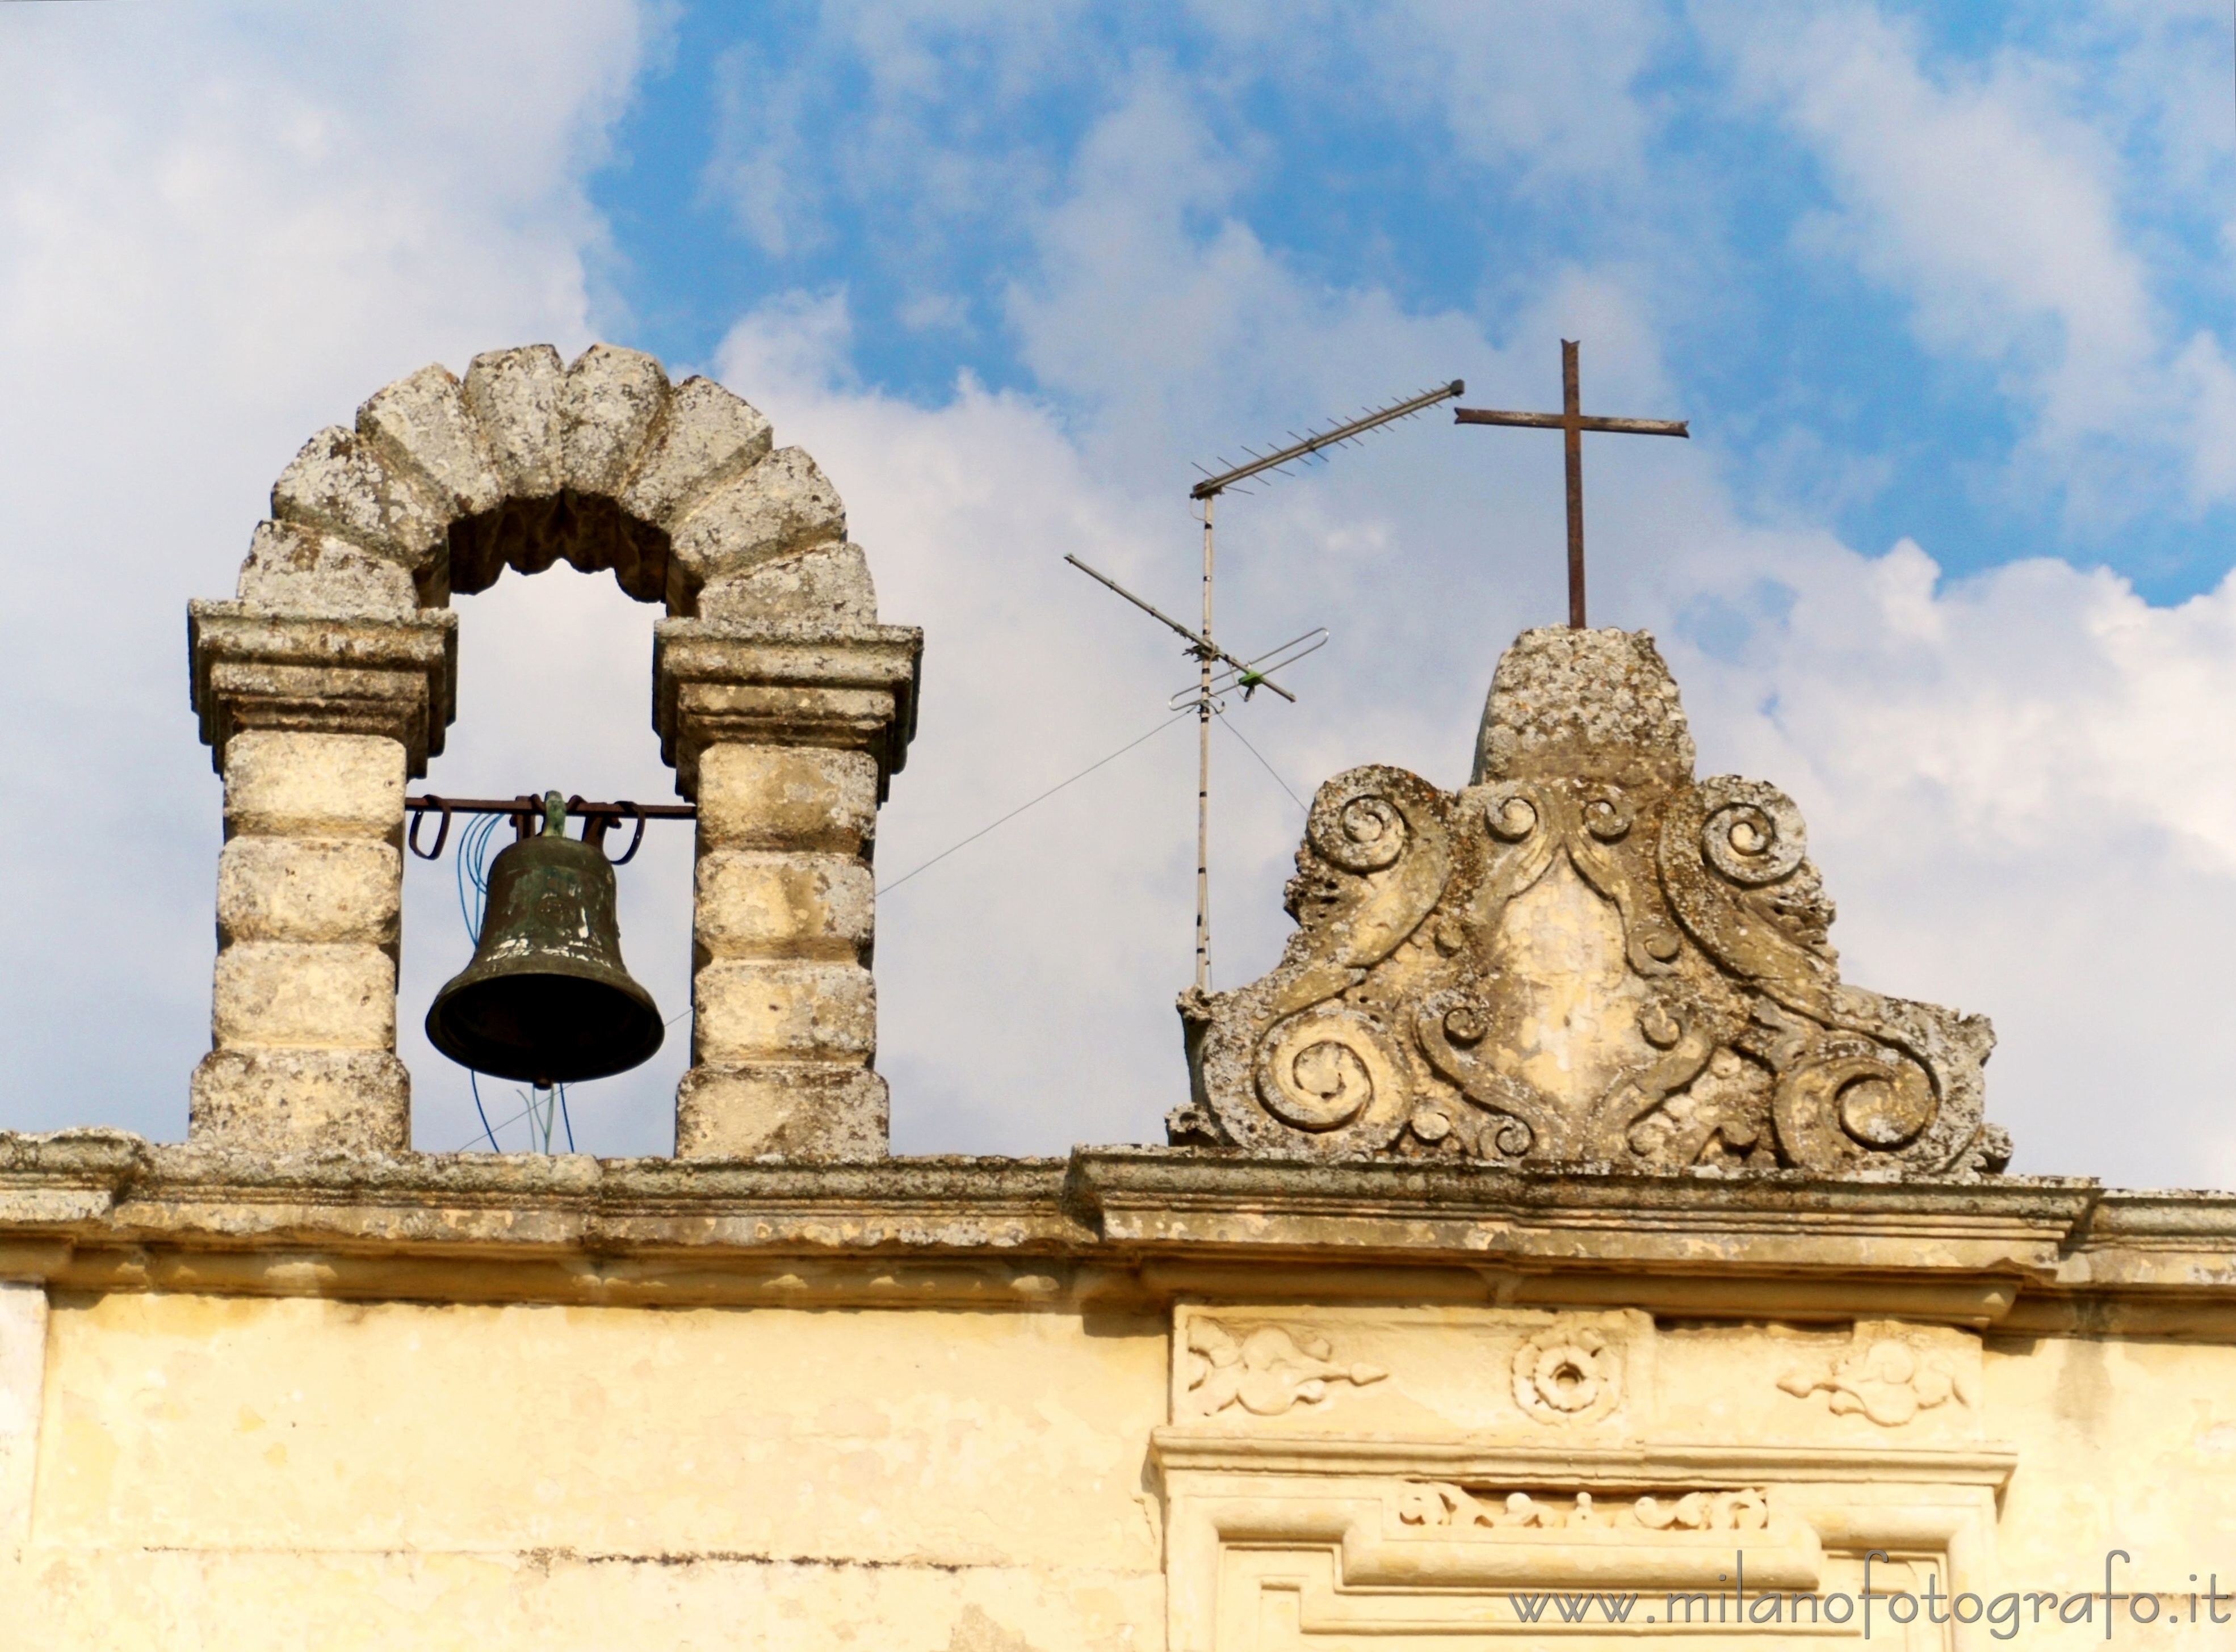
xmin=0 ymin=1 xmax=657 ymax=1143
xmin=1701 ymin=0 xmax=2236 ymax=520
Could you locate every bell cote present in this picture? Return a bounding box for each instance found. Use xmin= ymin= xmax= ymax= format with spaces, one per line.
xmin=187 ymin=343 xmax=922 ymax=1162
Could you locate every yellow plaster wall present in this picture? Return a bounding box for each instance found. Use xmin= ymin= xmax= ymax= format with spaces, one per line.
xmin=1985 ymin=1331 xmax=2236 ymax=1614
xmin=13 ymin=1292 xmax=2236 ymax=1649
xmin=12 ymin=1292 xmax=1168 ymax=1651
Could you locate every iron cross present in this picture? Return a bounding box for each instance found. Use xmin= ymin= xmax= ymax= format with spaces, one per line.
xmin=1455 ymin=340 xmax=1688 ymax=628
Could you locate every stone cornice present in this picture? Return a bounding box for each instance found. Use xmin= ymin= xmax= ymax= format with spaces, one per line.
xmin=651 ymin=618 xmax=923 ymax=798
xmin=7 ymin=1132 xmax=2234 ymax=1331
xmin=188 ymin=600 xmax=459 ymax=774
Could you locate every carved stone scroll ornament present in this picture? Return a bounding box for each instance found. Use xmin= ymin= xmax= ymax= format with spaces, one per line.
xmin=1399 ymin=1483 xmax=1769 ymax=1533
xmin=1181 ymin=1319 xmax=1388 ymax=1419
xmin=1172 ymin=628 xmax=2012 ymax=1179
xmin=1778 ymin=1334 xmax=1977 ymax=1428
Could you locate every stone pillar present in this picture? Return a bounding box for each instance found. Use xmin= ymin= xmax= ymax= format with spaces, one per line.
xmin=655 ymin=620 xmax=921 ymax=1159
xmin=187 ymin=602 xmax=456 ymax=1155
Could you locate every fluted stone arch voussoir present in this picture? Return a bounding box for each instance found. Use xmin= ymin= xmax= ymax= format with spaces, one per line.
xmin=245 ymin=342 xmax=871 ymax=623
xmin=186 ymin=344 xmax=921 ymax=1162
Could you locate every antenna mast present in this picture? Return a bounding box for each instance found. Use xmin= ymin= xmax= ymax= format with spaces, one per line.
xmin=1073 ymin=377 xmax=1463 ymax=994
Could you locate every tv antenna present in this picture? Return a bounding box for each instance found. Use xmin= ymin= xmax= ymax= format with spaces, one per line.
xmin=1068 ymin=376 xmax=1465 ymax=992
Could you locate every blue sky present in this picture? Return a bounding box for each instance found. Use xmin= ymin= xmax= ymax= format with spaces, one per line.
xmin=4 ymin=1 xmax=2236 ymax=1186
xmin=586 ymin=3 xmax=2236 ymax=600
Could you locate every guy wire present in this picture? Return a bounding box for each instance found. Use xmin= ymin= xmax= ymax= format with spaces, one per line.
xmin=1215 ymin=705 xmax=1308 ymax=812
xmin=878 ymin=707 xmax=1195 ymax=895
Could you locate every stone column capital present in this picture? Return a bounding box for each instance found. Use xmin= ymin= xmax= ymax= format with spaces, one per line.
xmin=652 ymin=619 xmax=922 ymax=800
xmin=189 ymin=600 xmax=458 ymax=779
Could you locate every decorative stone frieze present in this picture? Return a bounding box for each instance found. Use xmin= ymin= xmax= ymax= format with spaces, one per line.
xmin=188 ymin=343 xmax=920 ymax=1157
xmin=1776 ymin=1320 xmax=1980 ymax=1427
xmin=1174 ymin=627 xmax=2011 ymax=1180
xmin=1180 ymin=1319 xmax=1387 ymax=1419
xmin=1155 ymin=1301 xmax=2010 ymax=1651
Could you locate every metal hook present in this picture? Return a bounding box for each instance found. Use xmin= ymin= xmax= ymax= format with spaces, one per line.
xmin=606 ymin=801 xmax=647 ymax=866
xmin=568 ymin=798 xmax=648 ymax=864
xmin=407 ymin=796 xmax=454 ymax=860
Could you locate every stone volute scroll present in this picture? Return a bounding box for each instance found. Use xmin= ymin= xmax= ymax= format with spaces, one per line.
xmin=188 ymin=344 xmax=920 ymax=1160
xmin=1173 ymin=627 xmax=2010 ymax=1178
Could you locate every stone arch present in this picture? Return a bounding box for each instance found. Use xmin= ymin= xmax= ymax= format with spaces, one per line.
xmin=188 ymin=344 xmax=920 ymax=1164
xmin=238 ymin=342 xmax=875 ymax=629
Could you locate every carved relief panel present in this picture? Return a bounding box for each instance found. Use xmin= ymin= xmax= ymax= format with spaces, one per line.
xmin=1157 ymin=1305 xmax=2011 ymax=1650
xmin=1172 ymin=1305 xmax=1651 ymax=1437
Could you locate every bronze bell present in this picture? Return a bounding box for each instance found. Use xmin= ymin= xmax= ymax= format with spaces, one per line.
xmin=426 ymin=791 xmax=664 ymax=1087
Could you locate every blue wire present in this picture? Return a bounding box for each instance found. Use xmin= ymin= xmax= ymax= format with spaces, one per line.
xmin=469 ymin=1069 xmax=500 ymax=1154
xmin=451 ymin=811 xmax=508 ymax=1151
xmin=454 ymin=810 xmax=501 ymax=942
xmin=444 ymin=809 xmax=585 ymax=1158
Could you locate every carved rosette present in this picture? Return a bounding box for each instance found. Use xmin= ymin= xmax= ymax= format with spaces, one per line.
xmin=1173 ymin=628 xmax=2010 ymax=1180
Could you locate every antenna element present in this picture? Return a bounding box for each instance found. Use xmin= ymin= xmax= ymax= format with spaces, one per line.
xmin=1070 ymin=375 xmax=1460 ymax=993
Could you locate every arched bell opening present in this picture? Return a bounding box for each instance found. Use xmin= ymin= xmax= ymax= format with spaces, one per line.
xmin=190 ymin=341 xmax=919 ymax=1162
xmin=398 ymin=565 xmax=695 ymax=1159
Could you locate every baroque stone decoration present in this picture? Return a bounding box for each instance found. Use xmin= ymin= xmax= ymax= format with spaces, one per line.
xmin=1511 ymin=1320 xmax=1624 ymax=1425
xmin=1398 ymin=1484 xmax=1769 ymax=1533
xmin=1173 ymin=627 xmax=2011 ymax=1179
xmin=186 ymin=344 xmax=920 ymax=1161
xmin=1779 ymin=1330 xmax=1977 ymax=1427
xmin=1181 ymin=1318 xmax=1388 ymax=1419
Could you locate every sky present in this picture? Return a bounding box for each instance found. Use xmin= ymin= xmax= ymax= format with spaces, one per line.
xmin=0 ymin=1 xmax=2233 ymax=1187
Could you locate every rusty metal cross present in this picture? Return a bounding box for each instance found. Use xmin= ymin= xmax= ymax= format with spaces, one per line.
xmin=1455 ymin=339 xmax=1688 ymax=629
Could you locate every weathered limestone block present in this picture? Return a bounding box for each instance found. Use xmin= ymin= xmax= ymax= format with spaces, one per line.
xmin=212 ymin=943 xmax=396 ymax=1050
xmin=1475 ymin=621 xmax=1694 ymax=784
xmin=355 ymin=361 xmax=505 ymax=519
xmin=190 ymin=728 xmax=412 ymax=1156
xmin=673 ymin=1063 xmax=890 ymax=1159
xmin=618 ymin=375 xmax=773 ymax=528
xmin=236 ymin=521 xmax=419 ymax=617
xmin=559 ymin=343 xmax=670 ymax=497
xmin=1176 ymin=626 xmax=2011 ymax=1179
xmin=461 ymin=343 xmax=567 ymax=499
xmin=699 ymin=542 xmax=876 ymax=625
xmin=697 ymin=745 xmax=878 ymax=850
xmin=216 ymin=838 xmax=400 ymax=949
xmin=270 ymin=424 xmax=450 ymax=594
xmin=693 ymin=960 xmax=876 ymax=1062
xmin=221 ymin=729 xmax=406 ymax=839
xmin=668 ymin=447 xmax=846 ymax=600
xmin=187 ymin=1049 xmax=410 ymax=1157
xmin=694 ymin=851 xmax=874 ymax=959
